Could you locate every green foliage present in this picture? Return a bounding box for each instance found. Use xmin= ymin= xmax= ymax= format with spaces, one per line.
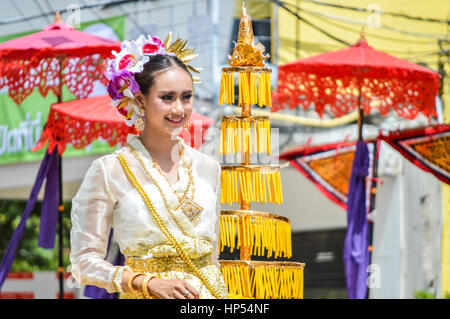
xmin=0 ymin=200 xmax=72 ymax=271
xmin=414 ymin=290 xmax=450 ymax=299
xmin=414 ymin=290 xmax=435 ymax=299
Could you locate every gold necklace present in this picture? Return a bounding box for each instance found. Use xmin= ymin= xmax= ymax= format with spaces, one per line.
xmin=151 ymin=153 xmax=194 ymax=203
xmin=138 ymin=136 xmax=193 ymax=203
xmin=127 ymin=143 xmax=203 ymax=226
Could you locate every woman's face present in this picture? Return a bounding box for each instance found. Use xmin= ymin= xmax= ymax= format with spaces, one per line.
xmin=142 ymin=66 xmax=193 ymax=138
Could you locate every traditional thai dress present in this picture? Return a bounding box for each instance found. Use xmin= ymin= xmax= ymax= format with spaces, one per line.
xmin=69 ymin=134 xmax=228 ymax=299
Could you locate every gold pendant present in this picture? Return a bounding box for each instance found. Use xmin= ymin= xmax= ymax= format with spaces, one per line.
xmin=176 ymin=197 xmax=203 ymax=224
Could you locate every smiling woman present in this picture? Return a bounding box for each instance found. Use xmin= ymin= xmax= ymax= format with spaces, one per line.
xmin=69 ymin=34 xmax=228 ymax=299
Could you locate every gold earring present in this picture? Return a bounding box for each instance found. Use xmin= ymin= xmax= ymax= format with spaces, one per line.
xmin=134 ymin=117 xmax=145 ymax=133
xmin=183 ymin=123 xmax=191 ymax=130
xmin=134 ymin=107 xmax=145 ymax=133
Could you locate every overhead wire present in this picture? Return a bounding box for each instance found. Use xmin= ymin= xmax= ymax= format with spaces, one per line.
xmin=269 ymin=0 xmax=449 ymax=63
xmin=0 ymin=0 xmax=140 ymax=26
xmin=33 ymin=0 xmax=52 ymax=24
xmin=299 ymin=0 xmax=450 ymax=25
xmin=296 ymin=8 xmax=445 ymax=57
xmin=269 ymin=0 xmax=351 ymax=46
xmin=294 ymin=5 xmax=449 ymax=41
xmin=10 ymin=1 xmax=36 ymax=30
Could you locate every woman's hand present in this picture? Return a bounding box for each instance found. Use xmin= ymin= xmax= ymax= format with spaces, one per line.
xmin=147 ymin=277 xmax=200 ymax=299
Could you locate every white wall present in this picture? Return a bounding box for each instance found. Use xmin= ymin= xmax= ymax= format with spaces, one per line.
xmin=370 ymin=142 xmax=443 ymax=299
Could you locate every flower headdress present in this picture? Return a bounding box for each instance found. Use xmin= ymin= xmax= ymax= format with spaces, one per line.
xmin=104 ymin=33 xmax=200 ymax=129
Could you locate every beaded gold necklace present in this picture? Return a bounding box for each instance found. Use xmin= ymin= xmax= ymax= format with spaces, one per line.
xmin=126 ymin=142 xmax=203 ymax=226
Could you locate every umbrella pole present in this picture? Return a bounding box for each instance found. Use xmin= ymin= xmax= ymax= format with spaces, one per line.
xmin=57 ymin=152 xmax=64 ymax=299
xmin=357 ymin=81 xmax=363 ymax=141
xmin=57 ymin=57 xmax=64 ymax=300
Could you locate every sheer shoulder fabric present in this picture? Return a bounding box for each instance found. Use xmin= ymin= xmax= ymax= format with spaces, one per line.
xmin=70 ymin=156 xmax=119 ymax=293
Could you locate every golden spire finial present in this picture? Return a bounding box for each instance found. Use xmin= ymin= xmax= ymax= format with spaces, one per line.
xmin=227 ymin=2 xmax=269 ymax=67
xmin=54 ymin=11 xmax=62 ymax=23
xmin=355 ymin=26 xmax=368 ymax=46
xmin=237 ymin=2 xmax=254 ymax=46
xmin=360 ymin=26 xmax=366 ymax=39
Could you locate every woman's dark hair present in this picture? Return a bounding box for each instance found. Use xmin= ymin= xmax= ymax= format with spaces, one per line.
xmin=133 ymin=54 xmax=192 ymax=95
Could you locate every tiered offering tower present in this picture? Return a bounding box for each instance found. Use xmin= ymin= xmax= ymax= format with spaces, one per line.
xmin=217 ymin=3 xmax=305 ymax=299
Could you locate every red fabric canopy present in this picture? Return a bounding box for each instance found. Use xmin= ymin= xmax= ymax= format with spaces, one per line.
xmin=0 ymin=21 xmax=119 ymax=61
xmin=0 ymin=20 xmax=120 ymax=105
xmin=273 ymin=36 xmax=441 ymax=119
xmin=33 ymin=95 xmax=215 ymax=155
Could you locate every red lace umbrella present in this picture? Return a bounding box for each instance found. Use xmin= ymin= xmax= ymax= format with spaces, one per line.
xmin=33 ymin=94 xmax=215 ymax=155
xmin=0 ymin=12 xmax=120 ymax=105
xmin=273 ymin=33 xmax=441 ymax=139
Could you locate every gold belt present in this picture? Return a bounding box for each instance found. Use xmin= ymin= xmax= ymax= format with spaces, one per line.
xmin=125 ymin=253 xmax=214 ymax=273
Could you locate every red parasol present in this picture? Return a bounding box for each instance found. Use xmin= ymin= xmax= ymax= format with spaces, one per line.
xmin=33 ymin=94 xmax=215 ymax=155
xmin=0 ymin=12 xmax=120 ymax=105
xmin=273 ymin=33 xmax=441 ymax=131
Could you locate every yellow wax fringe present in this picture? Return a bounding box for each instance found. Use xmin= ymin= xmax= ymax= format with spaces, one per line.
xmin=238 ymin=72 xmax=243 ymax=106
xmin=244 ymin=72 xmax=250 ymax=105
xmin=219 ymin=117 xmax=272 ymax=155
xmin=219 ymin=214 xmax=292 ymax=259
xmin=220 ymin=70 xmax=271 ymax=107
xmin=224 ymin=216 xmax=230 ymax=248
xmin=251 ymin=170 xmax=256 ymax=202
xmin=252 ymin=72 xmax=258 ymax=105
xmin=249 ymin=72 xmax=254 ymax=105
xmin=267 ymin=119 xmax=271 ymax=155
xmin=220 ymin=169 xmax=282 ymax=205
xmin=266 ymin=72 xmax=272 ymax=107
xmin=260 ymin=72 xmax=266 ymax=107
xmin=258 ymin=72 xmax=264 ymax=107
xmin=233 ymin=170 xmax=238 ymax=203
xmin=219 ymin=215 xmax=224 ymax=252
xmin=219 ymin=72 xmax=236 ymax=105
xmin=231 ymin=73 xmax=235 ymax=104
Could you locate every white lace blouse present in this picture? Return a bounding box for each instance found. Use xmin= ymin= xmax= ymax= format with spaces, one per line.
xmin=69 ymin=134 xmax=222 ymax=293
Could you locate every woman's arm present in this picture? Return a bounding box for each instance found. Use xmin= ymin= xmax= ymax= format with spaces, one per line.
xmin=70 ymin=158 xmax=130 ymax=293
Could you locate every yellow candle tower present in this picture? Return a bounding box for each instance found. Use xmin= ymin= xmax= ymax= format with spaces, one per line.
xmin=218 ymin=3 xmax=305 ymax=299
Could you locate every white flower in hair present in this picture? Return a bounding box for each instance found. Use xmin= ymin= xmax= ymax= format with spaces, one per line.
xmin=110 ymin=39 xmax=149 ymax=74
xmin=110 ymin=88 xmax=144 ymax=127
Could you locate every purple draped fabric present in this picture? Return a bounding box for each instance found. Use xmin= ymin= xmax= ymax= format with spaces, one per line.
xmin=343 ymin=140 xmax=370 ymax=299
xmin=38 ymin=151 xmax=60 ymax=249
xmin=0 ymin=148 xmax=59 ymax=289
xmin=83 ymin=230 xmax=125 ymax=299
